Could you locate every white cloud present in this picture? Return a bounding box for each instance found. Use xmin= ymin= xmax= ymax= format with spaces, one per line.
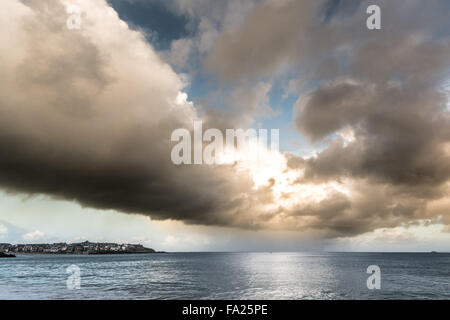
xmin=22 ymin=230 xmax=45 ymax=241
xmin=0 ymin=224 xmax=7 ymax=238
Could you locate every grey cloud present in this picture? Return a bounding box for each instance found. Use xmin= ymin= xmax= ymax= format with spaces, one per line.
xmin=204 ymin=0 xmax=330 ymax=82
xmin=0 ymin=0 xmax=269 ymax=230
xmin=203 ymin=0 xmax=450 ymax=235
xmin=198 ymin=81 xmax=274 ymax=130
xmin=296 ymin=80 xmax=450 ymax=188
xmin=205 ymin=0 xmax=450 ymax=83
xmin=295 ymin=80 xmax=375 ymax=142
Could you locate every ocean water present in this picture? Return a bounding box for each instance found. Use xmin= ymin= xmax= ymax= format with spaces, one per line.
xmin=0 ymin=252 xmax=449 ymax=300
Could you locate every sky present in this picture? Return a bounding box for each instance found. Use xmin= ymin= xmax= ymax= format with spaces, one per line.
xmin=0 ymin=0 xmax=450 ymax=251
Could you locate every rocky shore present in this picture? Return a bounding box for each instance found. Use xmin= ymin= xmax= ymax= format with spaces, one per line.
xmin=0 ymin=251 xmax=16 ymax=258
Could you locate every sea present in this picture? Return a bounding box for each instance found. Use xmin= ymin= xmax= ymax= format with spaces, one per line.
xmin=0 ymin=252 xmax=449 ymax=299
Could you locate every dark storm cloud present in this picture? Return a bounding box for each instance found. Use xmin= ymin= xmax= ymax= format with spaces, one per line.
xmin=295 ymin=81 xmax=450 ymax=187
xmin=205 ymin=0 xmax=450 ymax=235
xmin=292 ymin=0 xmax=450 ymax=190
xmin=0 ymin=0 xmax=269 ymax=229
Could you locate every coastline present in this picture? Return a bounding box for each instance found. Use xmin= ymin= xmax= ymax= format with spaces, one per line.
xmin=11 ymin=251 xmax=166 ymax=255
xmin=0 ymin=241 xmax=163 ymax=256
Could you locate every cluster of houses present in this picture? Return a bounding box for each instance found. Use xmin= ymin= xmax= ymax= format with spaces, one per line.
xmin=0 ymin=241 xmax=155 ymax=255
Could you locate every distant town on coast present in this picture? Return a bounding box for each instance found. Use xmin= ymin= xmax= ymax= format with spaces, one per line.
xmin=0 ymin=241 xmax=163 ymax=255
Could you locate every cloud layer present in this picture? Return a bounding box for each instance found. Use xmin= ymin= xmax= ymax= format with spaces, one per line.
xmin=1 ymin=0 xmax=450 ymax=238
xmin=202 ymin=0 xmax=450 ymax=235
